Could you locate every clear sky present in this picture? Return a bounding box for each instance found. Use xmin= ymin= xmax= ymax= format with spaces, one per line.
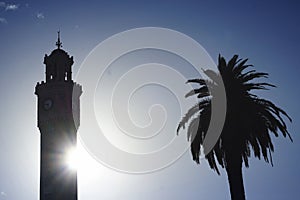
xmin=0 ymin=0 xmax=299 ymax=199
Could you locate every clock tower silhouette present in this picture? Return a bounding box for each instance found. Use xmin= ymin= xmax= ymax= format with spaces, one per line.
xmin=35 ymin=32 xmax=82 ymax=200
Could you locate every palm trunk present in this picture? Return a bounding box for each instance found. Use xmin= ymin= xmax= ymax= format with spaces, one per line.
xmin=225 ymin=155 xmax=246 ymax=200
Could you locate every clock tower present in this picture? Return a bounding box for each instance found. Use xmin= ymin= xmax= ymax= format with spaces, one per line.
xmin=35 ymin=32 xmax=82 ymax=200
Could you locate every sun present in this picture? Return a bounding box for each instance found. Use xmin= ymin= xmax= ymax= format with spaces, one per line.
xmin=66 ymin=147 xmax=79 ymax=170
xmin=65 ymin=141 xmax=102 ymax=174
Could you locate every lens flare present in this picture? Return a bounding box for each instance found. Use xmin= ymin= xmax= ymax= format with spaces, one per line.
xmin=66 ymin=147 xmax=78 ymax=170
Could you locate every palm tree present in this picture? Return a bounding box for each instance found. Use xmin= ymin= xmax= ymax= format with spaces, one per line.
xmin=177 ymin=55 xmax=292 ymax=200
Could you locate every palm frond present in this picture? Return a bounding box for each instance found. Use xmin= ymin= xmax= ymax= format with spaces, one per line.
xmin=227 ymin=55 xmax=240 ymax=71
xmin=233 ymin=59 xmax=252 ymax=76
xmin=186 ymin=79 xmax=207 ymax=85
xmin=177 ymin=99 xmax=210 ymax=133
xmin=185 ymin=86 xmax=209 ymax=98
xmin=243 ymin=83 xmax=275 ymax=91
xmin=206 ymin=151 xmax=220 ymax=174
xmin=202 ymin=69 xmax=221 ymax=85
xmin=177 ymin=54 xmax=292 ymax=174
xmin=242 ymin=72 xmax=269 ymax=83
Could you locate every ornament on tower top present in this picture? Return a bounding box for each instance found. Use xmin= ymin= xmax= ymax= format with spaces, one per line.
xmin=55 ymin=30 xmax=63 ymax=49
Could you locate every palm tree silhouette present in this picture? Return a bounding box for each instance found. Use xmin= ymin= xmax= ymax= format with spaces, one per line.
xmin=177 ymin=55 xmax=292 ymax=200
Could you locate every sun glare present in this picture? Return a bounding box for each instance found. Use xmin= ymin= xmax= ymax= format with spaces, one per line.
xmin=66 ymin=147 xmax=79 ymax=170
xmin=65 ymin=142 xmax=102 ymax=175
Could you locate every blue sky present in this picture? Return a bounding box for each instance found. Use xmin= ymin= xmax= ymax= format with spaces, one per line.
xmin=0 ymin=0 xmax=299 ymax=199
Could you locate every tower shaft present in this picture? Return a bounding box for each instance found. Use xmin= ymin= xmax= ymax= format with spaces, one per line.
xmin=35 ymin=35 xmax=82 ymax=200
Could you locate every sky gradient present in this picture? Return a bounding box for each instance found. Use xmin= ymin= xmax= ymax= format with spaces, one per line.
xmin=0 ymin=1 xmax=299 ymax=199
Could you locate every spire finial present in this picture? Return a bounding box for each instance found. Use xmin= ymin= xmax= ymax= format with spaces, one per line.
xmin=55 ymin=30 xmax=62 ymax=49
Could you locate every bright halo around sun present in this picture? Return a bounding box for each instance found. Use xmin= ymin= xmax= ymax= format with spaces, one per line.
xmin=66 ymin=147 xmax=79 ymax=170
xmin=65 ymin=141 xmax=102 ymax=174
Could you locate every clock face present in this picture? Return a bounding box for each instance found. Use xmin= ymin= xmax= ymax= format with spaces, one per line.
xmin=43 ymin=99 xmax=53 ymax=110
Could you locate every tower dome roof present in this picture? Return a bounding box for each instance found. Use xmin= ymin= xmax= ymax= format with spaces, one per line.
xmin=49 ymin=48 xmax=70 ymax=58
xmin=42 ymin=31 xmax=74 ymax=83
